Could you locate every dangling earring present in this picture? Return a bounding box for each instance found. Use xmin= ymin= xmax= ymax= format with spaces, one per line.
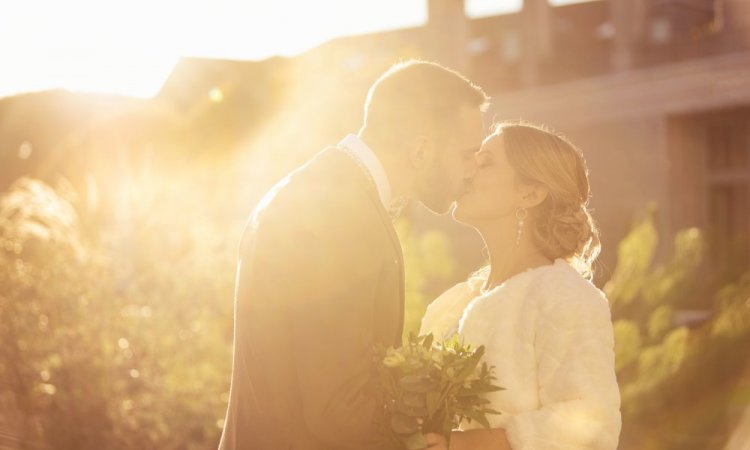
xmin=515 ymin=207 xmax=528 ymax=246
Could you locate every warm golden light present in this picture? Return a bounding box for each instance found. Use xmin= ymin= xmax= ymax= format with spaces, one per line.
xmin=0 ymin=0 xmax=427 ymax=98
xmin=0 ymin=0 xmax=600 ymax=98
xmin=1 ymin=1 xmax=748 ymax=449
xmin=209 ymin=87 xmax=224 ymax=103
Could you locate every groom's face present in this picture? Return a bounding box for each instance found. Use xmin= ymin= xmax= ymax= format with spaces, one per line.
xmin=416 ymin=106 xmax=484 ymax=214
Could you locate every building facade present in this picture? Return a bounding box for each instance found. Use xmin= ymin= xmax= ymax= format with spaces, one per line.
xmin=421 ymin=0 xmax=750 ymax=279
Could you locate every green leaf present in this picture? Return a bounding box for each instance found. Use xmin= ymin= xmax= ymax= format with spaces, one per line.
xmin=464 ymin=409 xmax=491 ymax=428
xmin=454 ymin=359 xmax=480 ymax=381
xmin=457 ymin=384 xmax=505 ymax=396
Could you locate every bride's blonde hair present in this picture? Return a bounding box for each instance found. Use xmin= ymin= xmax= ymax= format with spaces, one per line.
xmin=472 ymin=121 xmax=601 ymax=281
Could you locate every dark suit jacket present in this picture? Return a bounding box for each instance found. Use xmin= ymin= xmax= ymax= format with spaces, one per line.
xmin=218 ymin=147 xmax=405 ymax=450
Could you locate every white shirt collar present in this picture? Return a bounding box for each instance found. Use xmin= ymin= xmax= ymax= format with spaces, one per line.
xmin=338 ymin=134 xmax=392 ymax=208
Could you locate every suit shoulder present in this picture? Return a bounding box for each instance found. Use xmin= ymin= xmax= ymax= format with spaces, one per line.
xmin=241 ymin=148 xmax=377 ymax=252
xmin=249 ymin=149 xmax=348 ymax=213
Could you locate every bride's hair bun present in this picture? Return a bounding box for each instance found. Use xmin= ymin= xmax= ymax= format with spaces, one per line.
xmin=535 ymin=202 xmax=600 ymax=279
xmin=497 ymin=122 xmax=601 ymax=279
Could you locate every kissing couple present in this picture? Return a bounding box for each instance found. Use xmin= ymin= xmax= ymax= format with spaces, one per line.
xmin=219 ymin=60 xmax=621 ymax=450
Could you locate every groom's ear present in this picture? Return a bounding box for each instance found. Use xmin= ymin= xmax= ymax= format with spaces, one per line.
xmin=520 ymin=183 xmax=549 ymax=209
xmin=408 ymin=136 xmax=429 ymax=168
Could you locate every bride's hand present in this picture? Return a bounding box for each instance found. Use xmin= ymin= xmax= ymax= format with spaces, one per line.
xmin=423 ymin=432 xmax=448 ymax=450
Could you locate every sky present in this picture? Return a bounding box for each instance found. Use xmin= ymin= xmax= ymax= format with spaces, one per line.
xmin=0 ymin=0 xmax=589 ymax=99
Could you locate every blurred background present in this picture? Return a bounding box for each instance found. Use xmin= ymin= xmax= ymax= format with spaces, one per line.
xmin=1 ymin=0 xmax=749 ymax=449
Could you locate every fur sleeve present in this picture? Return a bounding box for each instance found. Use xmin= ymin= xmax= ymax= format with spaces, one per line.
xmin=503 ymin=272 xmax=622 ymax=450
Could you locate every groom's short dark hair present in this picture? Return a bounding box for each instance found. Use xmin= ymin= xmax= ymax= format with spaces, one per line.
xmin=363 ymin=60 xmax=489 ymax=144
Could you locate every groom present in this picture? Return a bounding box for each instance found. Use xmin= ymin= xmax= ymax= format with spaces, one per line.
xmin=219 ymin=60 xmax=488 ymax=450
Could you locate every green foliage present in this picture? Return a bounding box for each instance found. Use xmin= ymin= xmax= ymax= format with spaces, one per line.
xmin=632 ymin=327 xmax=689 ymax=393
xmin=647 ymin=304 xmax=674 ymax=342
xmin=609 ymin=209 xmax=750 ymax=449
xmin=604 ymin=206 xmax=659 ymax=309
xmin=711 ymin=271 xmax=750 ymax=339
xmin=605 ymin=208 xmax=704 ymax=316
xmin=613 ymin=320 xmax=641 ymax=372
xmin=0 ymin=176 xmax=235 ymax=449
xmin=396 ymin=219 xmax=457 ymax=342
xmin=374 ymin=333 xmax=502 ymax=450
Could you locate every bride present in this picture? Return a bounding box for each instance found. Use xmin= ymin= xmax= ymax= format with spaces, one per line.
xmin=420 ymin=122 xmax=621 ymax=449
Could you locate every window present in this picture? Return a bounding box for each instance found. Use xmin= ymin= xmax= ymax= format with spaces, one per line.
xmin=705 ymin=116 xmax=750 ymax=271
xmin=669 ymin=108 xmax=750 ymax=275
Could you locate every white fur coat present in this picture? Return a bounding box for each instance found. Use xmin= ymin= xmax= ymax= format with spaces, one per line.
xmin=420 ymin=259 xmax=621 ymax=450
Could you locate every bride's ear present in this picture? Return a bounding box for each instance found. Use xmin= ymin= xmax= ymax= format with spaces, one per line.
xmin=519 ymin=183 xmax=549 ymax=209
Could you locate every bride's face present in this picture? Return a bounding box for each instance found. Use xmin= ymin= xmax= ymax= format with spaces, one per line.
xmin=452 ymin=134 xmax=523 ymax=225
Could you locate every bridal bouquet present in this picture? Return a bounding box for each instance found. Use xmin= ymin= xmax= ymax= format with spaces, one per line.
xmin=374 ymin=333 xmax=503 ymax=450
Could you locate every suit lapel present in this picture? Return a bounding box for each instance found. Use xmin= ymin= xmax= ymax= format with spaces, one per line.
xmin=357 ymin=178 xmax=403 ymax=262
xmin=324 ymin=147 xmax=403 ymax=257
xmin=322 ymin=148 xmax=405 ymax=345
